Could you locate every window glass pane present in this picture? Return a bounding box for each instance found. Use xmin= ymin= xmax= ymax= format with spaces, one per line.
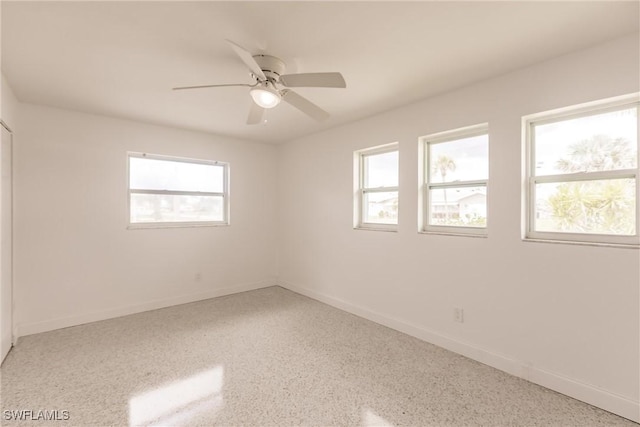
xmin=429 ymin=186 xmax=486 ymax=227
xmin=534 ymin=107 xmax=637 ymax=176
xmin=363 ymin=191 xmax=398 ymax=224
xmin=130 ymin=157 xmax=224 ymax=193
xmin=429 ymin=134 xmax=488 ymax=183
xmin=130 ymin=194 xmax=224 ymax=223
xmin=534 ymin=179 xmax=636 ymax=235
xmin=364 ymin=151 xmax=398 ymax=188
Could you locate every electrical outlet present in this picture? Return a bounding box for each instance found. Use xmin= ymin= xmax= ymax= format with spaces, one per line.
xmin=453 ymin=307 xmax=464 ymax=323
xmin=194 ymin=272 xmax=202 ymax=281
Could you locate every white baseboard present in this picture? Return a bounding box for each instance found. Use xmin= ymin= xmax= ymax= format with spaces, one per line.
xmin=16 ymin=279 xmax=275 ymax=338
xmin=278 ymin=281 xmax=639 ymax=423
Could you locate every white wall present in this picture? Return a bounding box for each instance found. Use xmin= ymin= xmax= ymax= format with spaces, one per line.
xmin=14 ymin=104 xmax=278 ymax=335
xmin=1 ymin=74 xmax=19 ymax=130
xmin=278 ymin=34 xmax=640 ymax=421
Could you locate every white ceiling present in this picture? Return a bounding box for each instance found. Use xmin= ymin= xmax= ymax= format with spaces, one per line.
xmin=2 ymin=1 xmax=638 ymax=144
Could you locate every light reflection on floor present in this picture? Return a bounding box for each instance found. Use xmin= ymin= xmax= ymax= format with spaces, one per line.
xmin=128 ymin=366 xmax=224 ymax=426
xmin=362 ymin=408 xmax=395 ymax=427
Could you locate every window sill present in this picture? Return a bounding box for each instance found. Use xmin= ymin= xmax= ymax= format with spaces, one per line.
xmin=523 ymin=237 xmax=639 ymax=249
xmin=419 ymin=230 xmax=487 ymax=238
xmin=127 ymin=222 xmax=229 ymax=230
xmin=354 ymin=226 xmax=398 ymax=233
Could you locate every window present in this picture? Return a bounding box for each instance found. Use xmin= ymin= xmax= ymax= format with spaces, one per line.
xmin=128 ymin=153 xmax=229 ymax=227
xmin=525 ymin=95 xmax=639 ymax=245
xmin=355 ymin=143 xmax=399 ymax=230
xmin=422 ymin=125 xmax=489 ymax=235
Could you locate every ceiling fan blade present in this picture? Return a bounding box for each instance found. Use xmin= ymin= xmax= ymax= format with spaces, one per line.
xmin=282 ymin=90 xmax=330 ymax=121
xmin=247 ymin=101 xmax=265 ymax=125
xmin=173 ymin=83 xmax=254 ymax=91
xmin=279 ymin=72 xmax=346 ymax=88
xmin=225 ymin=39 xmax=266 ymax=81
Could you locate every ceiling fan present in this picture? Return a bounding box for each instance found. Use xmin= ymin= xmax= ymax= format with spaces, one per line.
xmin=173 ymin=40 xmax=347 ymax=125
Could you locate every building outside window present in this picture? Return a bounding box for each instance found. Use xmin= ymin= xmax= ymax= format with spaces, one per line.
xmin=422 ymin=125 xmax=489 ymax=235
xmin=355 ymin=143 xmax=399 ymax=230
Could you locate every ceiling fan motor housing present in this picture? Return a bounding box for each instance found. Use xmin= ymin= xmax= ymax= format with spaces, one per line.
xmin=252 ymin=55 xmax=286 ymax=82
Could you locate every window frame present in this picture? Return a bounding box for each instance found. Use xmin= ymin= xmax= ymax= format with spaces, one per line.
xmin=127 ymin=152 xmax=230 ymax=229
xmin=355 ymin=143 xmax=399 ymax=231
xmin=421 ymin=124 xmax=489 ymax=236
xmin=524 ymin=94 xmax=640 ymax=246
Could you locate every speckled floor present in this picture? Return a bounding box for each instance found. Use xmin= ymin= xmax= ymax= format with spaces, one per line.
xmin=0 ymin=286 xmax=636 ymax=426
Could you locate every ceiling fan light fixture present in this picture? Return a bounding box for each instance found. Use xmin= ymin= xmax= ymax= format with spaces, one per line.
xmin=250 ymin=83 xmax=281 ymax=109
xmin=175 ymin=40 xmax=345 ymax=123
